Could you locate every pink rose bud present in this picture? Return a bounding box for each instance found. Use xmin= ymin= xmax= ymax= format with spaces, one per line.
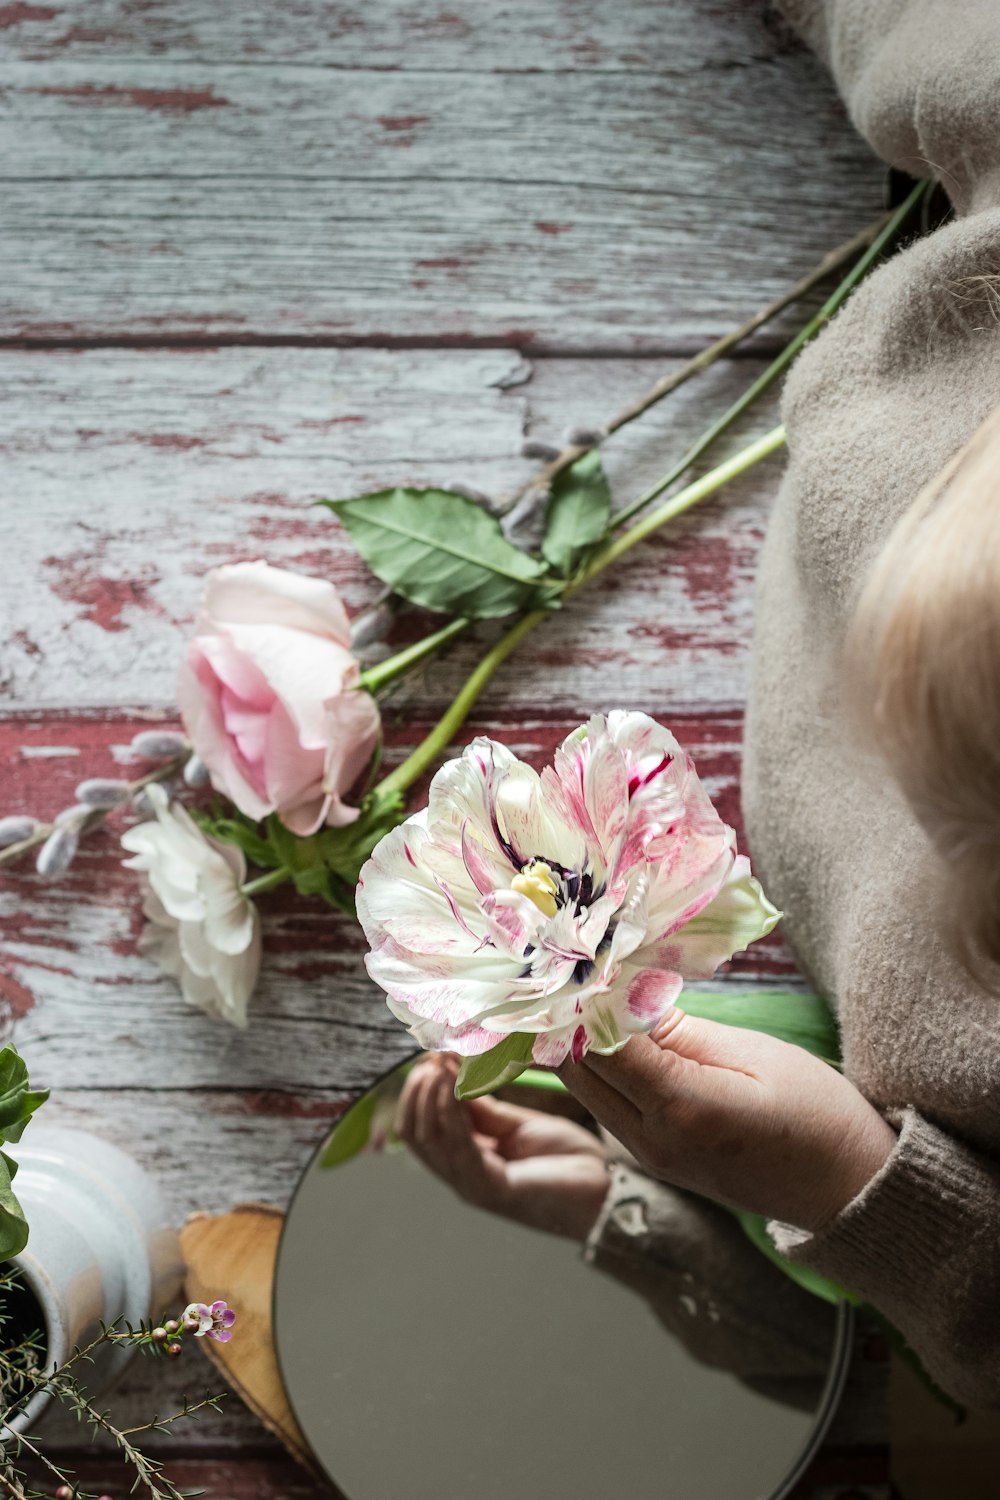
xmin=177 ymin=561 xmax=381 ymax=836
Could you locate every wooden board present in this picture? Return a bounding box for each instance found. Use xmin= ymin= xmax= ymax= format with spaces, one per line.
xmin=0 ymin=0 xmax=891 ymax=1490
xmin=0 ymin=1 xmax=883 ymax=348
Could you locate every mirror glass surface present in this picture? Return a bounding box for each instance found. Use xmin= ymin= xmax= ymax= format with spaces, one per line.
xmin=276 ymin=1060 xmax=850 ymax=1500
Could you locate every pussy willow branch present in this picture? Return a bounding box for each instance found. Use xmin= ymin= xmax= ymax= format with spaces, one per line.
xmin=0 ymin=750 xmax=190 ymax=872
xmin=500 ymin=209 xmax=892 ymax=511
xmin=611 ymin=180 xmax=930 ymax=531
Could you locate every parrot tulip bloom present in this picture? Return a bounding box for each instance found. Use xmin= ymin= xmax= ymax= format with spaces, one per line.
xmin=357 ymin=712 xmax=779 ymax=1068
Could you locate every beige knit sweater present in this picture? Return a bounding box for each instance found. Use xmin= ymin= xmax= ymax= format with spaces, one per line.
xmin=588 ymin=0 xmax=1000 ymax=1409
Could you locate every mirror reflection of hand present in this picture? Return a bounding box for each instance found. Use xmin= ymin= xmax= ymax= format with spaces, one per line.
xmin=397 ymin=1054 xmax=610 ymax=1242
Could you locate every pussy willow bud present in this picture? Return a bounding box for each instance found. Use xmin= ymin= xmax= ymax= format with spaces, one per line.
xmin=520 ymin=438 xmax=561 ymax=461
xmin=130 ymin=729 xmax=187 ymax=760
xmin=182 ymin=755 xmax=210 ymax=789
xmin=565 ymin=426 xmax=604 ymax=447
xmin=349 ymin=600 xmax=396 ymax=651
xmin=35 ymin=825 xmax=79 ymax=878
xmin=55 ymin=804 xmax=91 ymax=826
xmin=76 ymin=777 xmax=131 ymax=809
xmin=449 ymin=482 xmax=491 ymax=506
xmin=132 ymin=786 xmax=168 ymax=819
xmin=0 ymin=816 xmax=39 ymax=848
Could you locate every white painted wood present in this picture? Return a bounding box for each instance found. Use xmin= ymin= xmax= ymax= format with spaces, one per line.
xmin=0 ymin=45 xmax=883 ymax=346
xmin=3 ymin=0 xmax=804 ymax=71
xmin=0 ymin=346 xmax=784 ymax=714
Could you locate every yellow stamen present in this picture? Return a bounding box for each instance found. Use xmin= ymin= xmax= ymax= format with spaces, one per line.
xmin=510 ymin=860 xmax=559 ymax=919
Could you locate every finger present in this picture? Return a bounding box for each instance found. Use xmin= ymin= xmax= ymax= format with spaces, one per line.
xmin=581 ymin=1032 xmax=684 ymax=1111
xmin=648 ymin=1008 xmax=768 ymax=1075
xmin=557 ymin=1057 xmax=642 ymax=1143
xmin=413 ymin=1062 xmax=448 ymax=1151
xmin=466 ymin=1093 xmax=535 ymax=1140
xmin=397 ymin=1059 xmax=437 ymax=1144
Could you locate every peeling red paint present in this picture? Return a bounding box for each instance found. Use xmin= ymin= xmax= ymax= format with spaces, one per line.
xmin=0 ymin=2 xmax=58 ymax=26
xmin=414 ymin=256 xmax=464 ymax=270
xmin=133 ymin=431 xmax=207 ymax=451
xmin=377 ymin=114 xmax=429 ymax=131
xmin=27 ymin=83 xmax=230 ymax=113
xmin=298 ymin=414 xmax=368 ymax=429
xmin=0 ymin=970 xmax=35 ymax=1022
xmin=534 ymin=222 xmax=574 ymax=236
xmin=43 ymin=556 xmax=168 ymax=633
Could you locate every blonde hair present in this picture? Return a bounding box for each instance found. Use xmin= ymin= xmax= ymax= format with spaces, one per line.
xmin=845 ymin=401 xmax=1000 ymax=977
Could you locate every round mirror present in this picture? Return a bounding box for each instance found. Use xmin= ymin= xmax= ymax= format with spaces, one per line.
xmin=276 ymin=1058 xmax=851 ymax=1500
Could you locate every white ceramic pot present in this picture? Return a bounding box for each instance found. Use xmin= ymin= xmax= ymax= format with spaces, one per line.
xmin=3 ymin=1126 xmax=184 ymax=1435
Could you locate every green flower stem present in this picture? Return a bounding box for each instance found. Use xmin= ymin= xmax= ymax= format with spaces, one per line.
xmin=358 ymin=616 xmax=470 ymax=696
xmin=570 ymin=425 xmax=787 ymax=590
xmin=610 ymin=179 xmax=931 ymax=532
xmin=240 ymin=867 xmax=292 ymax=898
xmin=373 ymin=424 xmax=786 ymax=800
xmin=374 ymin=608 xmax=548 ymax=800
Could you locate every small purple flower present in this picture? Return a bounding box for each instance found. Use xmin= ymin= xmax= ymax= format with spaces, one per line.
xmin=182 ymin=1299 xmax=236 ymax=1343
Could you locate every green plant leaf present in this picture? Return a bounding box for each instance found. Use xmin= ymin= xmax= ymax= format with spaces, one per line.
xmin=0 ymin=1152 xmax=29 ymax=1260
xmin=541 ymin=449 xmax=612 ymax=576
xmin=191 ymin=806 xmax=278 ymax=870
xmin=322 ymin=488 xmax=548 ymax=618
xmin=0 ymin=1046 xmax=46 ymax=1259
xmin=455 ymin=1032 xmax=536 ymax=1100
xmin=732 ymin=1209 xmax=848 ymax=1306
xmin=319 ymin=1089 xmax=380 ymax=1170
xmin=0 ymin=1045 xmax=48 ymax=1147
xmin=679 ymin=989 xmax=842 ymax=1066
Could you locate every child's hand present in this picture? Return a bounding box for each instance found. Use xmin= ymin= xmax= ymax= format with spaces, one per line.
xmin=558 ymin=1009 xmax=898 ymax=1233
xmin=397 ymin=1053 xmax=610 ymax=1241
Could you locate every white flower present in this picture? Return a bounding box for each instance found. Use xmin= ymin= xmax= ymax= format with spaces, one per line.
xmin=357 ymin=712 xmax=780 ymax=1068
xmin=121 ymin=784 xmax=261 ymax=1027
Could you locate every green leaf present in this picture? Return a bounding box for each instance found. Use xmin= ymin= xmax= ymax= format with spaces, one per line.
xmin=541 ymin=450 xmax=612 ymax=576
xmin=0 ymin=1046 xmax=46 ymax=1259
xmin=319 ymin=1089 xmax=380 ymax=1170
xmin=191 ymin=807 xmax=278 ymax=870
xmin=732 ymin=1209 xmax=848 ymax=1306
xmin=0 ymin=1045 xmax=48 ymax=1147
xmin=679 ymin=989 xmax=842 ymax=1066
xmin=455 ymin=1032 xmax=536 ymax=1100
xmin=0 ymin=1151 xmax=29 ymax=1260
xmin=315 ymin=789 xmax=407 ymax=883
xmin=321 ymin=488 xmax=548 ymax=618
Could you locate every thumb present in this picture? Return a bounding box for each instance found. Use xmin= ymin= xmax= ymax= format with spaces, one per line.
xmin=650 ymin=1007 xmax=770 ymax=1075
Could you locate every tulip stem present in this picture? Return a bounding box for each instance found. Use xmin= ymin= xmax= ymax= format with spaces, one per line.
xmin=358 ymin=616 xmax=470 ymax=696
xmin=373 ymin=425 xmax=786 ymax=799
xmin=240 ymin=867 xmax=292 ymax=898
xmin=374 ymin=608 xmax=549 ymax=799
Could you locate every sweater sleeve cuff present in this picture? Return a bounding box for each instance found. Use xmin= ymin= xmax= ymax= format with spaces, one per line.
xmin=768 ymin=1107 xmax=994 ymax=1303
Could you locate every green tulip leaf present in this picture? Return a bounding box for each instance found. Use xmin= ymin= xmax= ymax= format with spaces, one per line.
xmin=321 ymin=488 xmax=548 ymax=618
xmin=455 ymin=1032 xmax=536 ymax=1101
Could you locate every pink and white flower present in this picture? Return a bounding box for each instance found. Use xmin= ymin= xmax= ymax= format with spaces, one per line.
xmin=183 ymin=1299 xmax=237 ymax=1343
xmin=357 ymin=712 xmax=779 ymax=1068
xmin=177 ymin=561 xmax=380 ymax=836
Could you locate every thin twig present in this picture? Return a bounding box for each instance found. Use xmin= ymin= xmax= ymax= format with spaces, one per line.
xmin=499 ymin=210 xmax=891 ymax=510
xmin=0 ymin=750 xmax=191 ymax=872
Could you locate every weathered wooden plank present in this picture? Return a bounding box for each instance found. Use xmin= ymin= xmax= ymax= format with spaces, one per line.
xmin=3 ymin=0 xmax=805 ymax=72
xmin=0 ymin=49 xmax=882 ymax=345
xmin=0 ymin=347 xmax=783 ymax=714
